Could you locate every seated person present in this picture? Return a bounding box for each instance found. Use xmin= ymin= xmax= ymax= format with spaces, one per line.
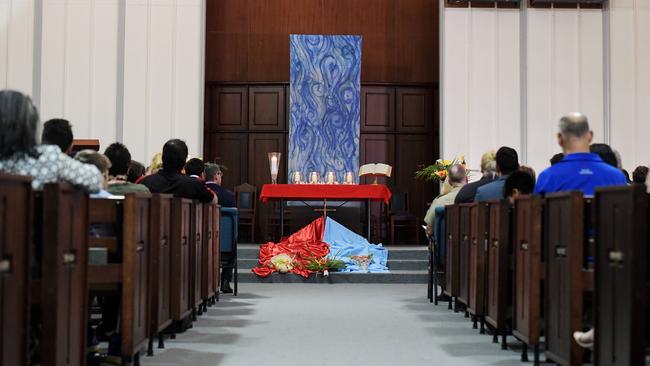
xmin=503 ymin=170 xmax=536 ymax=204
xmin=519 ymin=165 xmax=536 ymax=181
xmin=0 ymin=90 xmax=103 ymax=192
xmin=535 ymin=113 xmax=627 ymax=196
xmin=140 ymin=139 xmax=216 ymax=203
xmin=205 ymin=163 xmax=235 ymax=208
xmin=632 ymin=165 xmax=648 ymax=184
xmin=42 ymin=118 xmax=74 ymax=155
xmin=550 ymin=153 xmax=564 ymax=166
xmin=74 ymin=150 xmax=116 ymax=198
xmin=424 ymin=164 xmax=467 ymax=234
xmin=455 ymin=150 xmax=497 ymax=203
xmin=103 ymin=143 xmax=150 ymax=194
xmin=147 ymin=152 xmax=163 ymax=175
xmin=184 ymin=158 xmax=205 ymax=180
xmin=127 ymin=160 xmax=145 ymax=183
xmin=589 ymin=143 xmax=619 ymax=168
xmin=475 ymin=146 xmax=520 ymax=202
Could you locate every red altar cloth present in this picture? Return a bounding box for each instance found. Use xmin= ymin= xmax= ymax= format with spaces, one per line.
xmin=259 ymin=184 xmax=391 ymax=204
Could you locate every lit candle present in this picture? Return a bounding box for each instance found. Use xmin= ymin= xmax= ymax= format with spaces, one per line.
xmin=271 ymin=156 xmax=278 ymax=175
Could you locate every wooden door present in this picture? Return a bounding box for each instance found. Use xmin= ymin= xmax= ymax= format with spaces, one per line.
xmin=485 ymin=201 xmax=511 ymax=331
xmin=41 ymin=183 xmax=88 ymax=366
xmin=444 ymin=205 xmax=460 ymax=298
xmin=512 ymin=196 xmax=543 ymax=347
xmin=0 ymin=174 xmax=31 ymax=366
xmin=594 ymin=186 xmax=647 ymax=366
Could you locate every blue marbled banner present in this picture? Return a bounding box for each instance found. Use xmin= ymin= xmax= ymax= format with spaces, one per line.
xmin=289 ymin=34 xmax=361 ymax=183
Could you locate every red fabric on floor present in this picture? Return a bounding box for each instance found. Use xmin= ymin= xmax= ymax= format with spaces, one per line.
xmin=252 ymin=217 xmax=330 ymax=278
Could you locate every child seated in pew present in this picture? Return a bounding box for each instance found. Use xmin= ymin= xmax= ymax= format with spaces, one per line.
xmin=502 ymin=169 xmax=536 ymax=204
xmin=74 ymin=150 xmax=119 ymax=198
xmin=0 ymin=90 xmax=103 ymax=192
xmin=103 ymin=143 xmax=150 ymax=195
xmin=127 ymin=160 xmax=145 ymax=184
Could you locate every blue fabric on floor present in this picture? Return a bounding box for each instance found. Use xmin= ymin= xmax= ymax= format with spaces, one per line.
xmin=322 ymin=217 xmax=389 ymax=273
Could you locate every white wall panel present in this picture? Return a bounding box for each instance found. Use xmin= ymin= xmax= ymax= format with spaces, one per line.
xmin=610 ymin=0 xmax=650 ymax=171
xmin=0 ymin=0 xmax=35 ymax=94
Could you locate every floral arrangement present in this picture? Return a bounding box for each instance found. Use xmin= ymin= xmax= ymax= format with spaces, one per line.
xmin=350 ymin=254 xmax=373 ymax=272
xmin=269 ymin=253 xmax=295 ymax=273
xmin=304 ymin=257 xmax=347 ymax=276
xmin=415 ymin=155 xmax=466 ymax=182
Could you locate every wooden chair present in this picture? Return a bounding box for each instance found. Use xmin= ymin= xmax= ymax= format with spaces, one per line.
xmin=147 ymin=194 xmax=173 ymax=354
xmin=443 ymin=205 xmax=460 ymax=310
xmin=170 ymin=198 xmax=193 ymax=334
xmin=88 ymin=193 xmax=151 ymax=366
xmin=234 ymin=183 xmax=256 ymax=243
xmin=594 ymin=185 xmax=647 ymax=366
xmin=485 ymin=200 xmax=512 ymax=350
xmin=468 ymin=202 xmax=489 ymax=334
xmin=202 ymin=203 xmax=221 ymax=308
xmin=512 ymin=195 xmax=544 ymax=364
xmin=0 ymin=174 xmax=32 ymax=366
xmin=389 ymin=191 xmax=420 ymax=245
xmin=189 ymin=202 xmax=204 ymax=320
xmin=457 ymin=204 xmax=472 ymax=312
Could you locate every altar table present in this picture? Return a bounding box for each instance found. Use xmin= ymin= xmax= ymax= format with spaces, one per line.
xmin=259 ymin=184 xmax=392 ymax=238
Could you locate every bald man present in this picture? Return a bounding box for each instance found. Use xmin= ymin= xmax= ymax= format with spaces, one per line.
xmin=424 ymin=164 xmax=467 ymax=229
xmin=534 ymin=113 xmax=626 ymax=196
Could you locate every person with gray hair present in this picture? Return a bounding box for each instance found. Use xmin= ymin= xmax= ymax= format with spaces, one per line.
xmin=424 ymin=164 xmax=468 ymax=229
xmin=535 ymin=112 xmax=627 ymax=196
xmin=455 ymin=150 xmax=498 ymax=203
xmin=205 ymin=163 xmax=235 ymax=208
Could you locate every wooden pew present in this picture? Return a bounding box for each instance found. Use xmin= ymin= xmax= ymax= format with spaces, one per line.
xmin=594 ymin=185 xmax=647 ymax=365
xmin=485 ymin=200 xmax=512 ymax=349
xmin=202 ymin=203 xmax=221 ymax=307
xmin=443 ymin=204 xmax=460 ymax=310
xmin=147 ymin=194 xmax=173 ymax=354
xmin=544 ymin=191 xmax=589 ymax=365
xmin=170 ymin=198 xmax=192 ymax=333
xmin=458 ymin=204 xmax=472 ymax=313
xmin=512 ymin=195 xmax=544 ymax=364
xmin=0 ymin=174 xmax=32 ymax=366
xmin=467 ymin=202 xmax=489 ymax=333
xmin=88 ymin=193 xmax=151 ymax=365
xmin=190 ymin=201 xmax=204 ymax=319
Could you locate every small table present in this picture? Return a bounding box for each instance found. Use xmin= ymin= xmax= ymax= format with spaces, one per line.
xmin=259 ymin=184 xmax=392 ymax=239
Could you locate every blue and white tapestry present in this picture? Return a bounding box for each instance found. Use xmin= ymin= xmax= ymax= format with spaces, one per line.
xmin=289 ymin=34 xmax=361 ymax=183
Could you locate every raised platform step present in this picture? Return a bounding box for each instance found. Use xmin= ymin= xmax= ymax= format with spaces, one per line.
xmin=238 ymin=258 xmax=428 ymax=271
xmin=238 ymin=270 xmax=428 ymax=284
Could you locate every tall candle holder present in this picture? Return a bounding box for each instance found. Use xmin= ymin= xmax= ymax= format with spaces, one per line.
xmin=268 ymin=152 xmax=281 ymax=184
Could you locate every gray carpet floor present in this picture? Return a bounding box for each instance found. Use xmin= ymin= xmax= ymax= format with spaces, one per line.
xmin=141 ymin=284 xmax=537 ymax=366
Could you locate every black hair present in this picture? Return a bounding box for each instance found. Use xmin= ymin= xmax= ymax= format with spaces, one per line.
xmin=632 ymin=166 xmax=649 ymax=184
xmin=0 ymin=90 xmax=39 ymax=159
xmin=42 ymin=118 xmax=73 ymax=153
xmin=589 ymin=143 xmax=618 ymax=168
xmin=104 ymin=142 xmax=132 ymax=176
xmin=185 ymin=158 xmax=205 ymax=176
xmin=503 ymin=170 xmax=536 ymax=198
xmin=550 ymin=153 xmax=564 ymax=166
xmin=496 ymin=146 xmax=520 ymax=175
xmin=127 ymin=160 xmax=145 ymax=183
xmin=162 ymin=139 xmax=188 ymax=171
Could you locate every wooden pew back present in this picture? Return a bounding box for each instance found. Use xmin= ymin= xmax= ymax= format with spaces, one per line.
xmin=444 ymin=205 xmax=460 ymax=299
xmin=149 ymin=194 xmax=173 ymax=342
xmin=171 ymin=198 xmax=192 ymax=322
xmin=468 ymin=202 xmax=489 ymax=320
xmin=41 ymin=183 xmax=89 ymax=366
xmin=594 ymin=186 xmax=647 ymax=366
xmin=485 ymin=200 xmax=512 ymax=334
xmin=0 ymin=174 xmax=31 ymax=366
xmin=544 ymin=191 xmax=585 ymax=365
xmin=512 ymin=195 xmax=543 ymax=347
xmin=190 ymin=201 xmax=204 ymax=314
xmin=458 ymin=204 xmax=472 ymax=307
xmin=203 ymin=203 xmax=221 ymax=302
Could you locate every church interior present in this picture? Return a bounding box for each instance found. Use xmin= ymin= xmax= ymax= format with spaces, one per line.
xmin=1 ymin=0 xmax=649 ymax=365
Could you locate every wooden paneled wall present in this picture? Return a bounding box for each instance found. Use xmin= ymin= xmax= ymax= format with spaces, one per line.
xmin=205 ymin=0 xmax=439 ymax=83
xmin=204 ymin=82 xmax=437 ymax=243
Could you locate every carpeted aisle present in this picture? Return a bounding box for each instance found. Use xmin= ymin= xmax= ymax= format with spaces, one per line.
xmin=142 ymin=284 xmax=537 ymax=366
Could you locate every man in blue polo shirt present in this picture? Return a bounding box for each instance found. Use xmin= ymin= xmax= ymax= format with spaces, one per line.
xmin=535 ymin=112 xmax=627 ymax=196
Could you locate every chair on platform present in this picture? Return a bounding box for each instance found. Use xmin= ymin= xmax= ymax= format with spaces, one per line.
xmin=234 ymin=183 xmax=256 ymax=243
xmin=389 ymin=191 xmax=419 ymax=245
xmin=220 ymin=207 xmax=239 ymax=296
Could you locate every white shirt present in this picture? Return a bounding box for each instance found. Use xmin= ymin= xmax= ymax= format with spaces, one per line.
xmin=0 ymin=144 xmax=103 ymax=192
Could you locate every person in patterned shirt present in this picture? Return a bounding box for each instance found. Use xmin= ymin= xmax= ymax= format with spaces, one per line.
xmin=0 ymin=90 xmax=103 ymax=192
